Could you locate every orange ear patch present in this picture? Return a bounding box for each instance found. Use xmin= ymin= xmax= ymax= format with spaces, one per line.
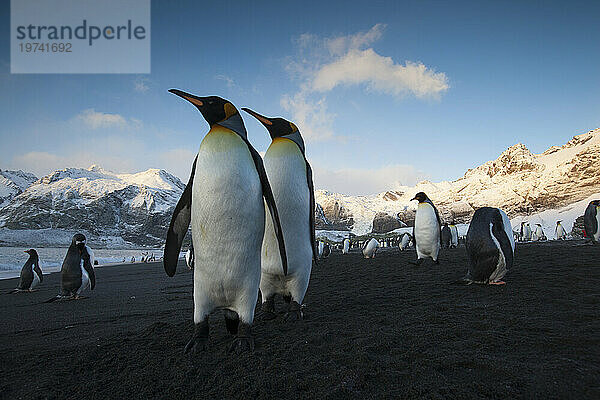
xmin=183 ymin=96 xmax=203 ymax=107
xmin=289 ymin=122 xmax=298 ymax=132
xmin=224 ymin=103 xmax=238 ymax=118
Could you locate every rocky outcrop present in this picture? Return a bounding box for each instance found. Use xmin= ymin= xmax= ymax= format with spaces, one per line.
xmin=371 ymin=212 xmax=404 ymax=234
xmin=0 ymin=169 xmax=38 ymax=208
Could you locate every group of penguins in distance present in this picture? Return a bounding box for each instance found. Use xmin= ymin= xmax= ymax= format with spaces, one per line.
xmin=9 ymin=89 xmax=600 ymax=354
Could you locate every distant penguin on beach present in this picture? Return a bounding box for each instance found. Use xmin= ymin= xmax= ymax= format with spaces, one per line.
xmin=555 ymin=221 xmax=566 ymax=240
xmin=363 ymin=238 xmax=379 ymax=258
xmin=342 ymin=238 xmax=350 ymax=254
xmin=45 ymin=234 xmax=95 ymax=301
xmin=411 ymin=192 xmax=441 ymax=265
xmin=449 ymin=224 xmax=459 ymax=248
xmin=9 ymin=249 xmax=42 ymax=293
xmin=441 ymin=224 xmax=451 ymax=249
xmin=399 ymin=233 xmax=412 ymax=250
xmin=534 ymin=224 xmax=545 ymax=241
xmin=242 ymin=108 xmax=317 ymax=321
xmin=584 ymin=200 xmax=600 ymax=244
xmin=322 ymin=243 xmax=331 ymax=258
xmin=520 ymin=222 xmax=532 ymax=241
xmin=163 ymin=90 xmax=287 ymax=353
xmin=318 ymin=241 xmax=324 ymax=259
xmin=458 ymin=207 xmax=514 ymax=285
xmin=186 ymin=243 xmax=195 ymax=270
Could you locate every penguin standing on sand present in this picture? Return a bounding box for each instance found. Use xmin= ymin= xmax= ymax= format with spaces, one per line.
xmin=459 ymin=207 xmax=514 ymax=285
xmin=411 ymin=192 xmax=441 ymax=265
xmin=534 ymin=224 xmax=545 ymax=241
xmin=318 ymin=241 xmax=324 ymax=259
xmin=441 ymin=224 xmax=451 ymax=249
xmin=555 ymin=221 xmax=566 ymax=240
xmin=9 ymin=249 xmax=42 ymax=293
xmin=342 ymin=238 xmax=350 ymax=254
xmin=523 ymin=223 xmax=532 ymax=241
xmin=46 ymin=234 xmax=95 ymax=301
xmin=242 ymin=108 xmax=317 ymax=321
xmin=185 ymin=243 xmax=195 ymax=270
xmin=584 ymin=200 xmax=600 ymax=244
xmin=363 ymin=238 xmax=379 ymax=258
xmin=399 ymin=233 xmax=412 ymax=250
xmin=449 ymin=224 xmax=459 ymax=248
xmin=163 ymin=91 xmax=288 ymax=353
xmin=322 ymin=243 xmax=331 ymax=258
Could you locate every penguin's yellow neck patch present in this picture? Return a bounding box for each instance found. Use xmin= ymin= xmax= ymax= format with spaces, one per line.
xmin=267 ymin=137 xmax=301 ymax=157
xmin=200 ymin=126 xmax=244 ymax=152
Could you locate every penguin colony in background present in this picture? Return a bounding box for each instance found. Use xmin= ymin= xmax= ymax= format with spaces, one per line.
xmin=242 ymin=108 xmax=317 ymax=321
xmin=163 ymin=91 xmax=290 ymax=353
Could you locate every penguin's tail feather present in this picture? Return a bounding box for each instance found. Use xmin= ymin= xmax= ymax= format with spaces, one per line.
xmin=450 ymin=278 xmax=473 ymax=285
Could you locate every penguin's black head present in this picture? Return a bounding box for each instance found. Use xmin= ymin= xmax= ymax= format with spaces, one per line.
xmin=241 ymin=108 xmax=305 ymax=153
xmin=411 ymin=192 xmax=429 ymax=203
xmin=72 ymin=233 xmax=87 ymax=249
xmin=169 ymin=89 xmax=239 ymax=126
xmin=556 ymin=221 xmax=561 ymax=224
xmin=241 ymin=108 xmax=297 ymax=139
xmin=24 ymin=249 xmax=38 ymax=258
xmin=591 ymin=200 xmax=600 ymax=206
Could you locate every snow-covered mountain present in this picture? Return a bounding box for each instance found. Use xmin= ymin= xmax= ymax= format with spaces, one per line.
xmin=316 ymin=128 xmax=600 ymax=235
xmin=0 ymin=169 xmax=38 ymax=208
xmin=0 ymin=165 xmax=184 ymax=246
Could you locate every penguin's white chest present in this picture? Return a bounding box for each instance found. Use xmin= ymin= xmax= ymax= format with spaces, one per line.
xmin=262 ymin=138 xmax=312 ymax=276
xmin=191 ymin=128 xmax=264 ymax=304
xmin=79 ymin=260 xmax=90 ymax=293
xmin=31 ymin=267 xmax=40 ymax=289
xmin=415 ymin=203 xmax=440 ymax=255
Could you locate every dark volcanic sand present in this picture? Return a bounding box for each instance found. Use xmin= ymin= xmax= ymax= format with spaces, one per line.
xmin=1 ymin=241 xmax=599 ymax=399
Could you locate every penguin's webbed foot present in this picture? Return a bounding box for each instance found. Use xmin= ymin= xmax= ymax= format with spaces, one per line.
xmin=283 ymin=301 xmax=303 ymax=322
xmin=434 ymin=259 xmax=440 ymax=265
xmin=229 ymin=323 xmax=254 ymax=353
xmin=409 ymin=259 xmax=424 ymax=266
xmin=259 ymin=296 xmax=277 ymax=321
xmin=184 ymin=319 xmax=209 ymax=354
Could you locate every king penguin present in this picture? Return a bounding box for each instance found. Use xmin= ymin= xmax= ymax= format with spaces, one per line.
xmin=459 ymin=207 xmax=514 ymax=285
xmin=449 ymin=224 xmax=459 ymax=248
xmin=584 ymin=200 xmax=600 ymax=244
xmin=411 ymin=192 xmax=441 ymax=265
xmin=441 ymin=223 xmax=451 ymax=249
xmin=163 ymin=91 xmax=288 ymax=353
xmin=363 ymin=238 xmax=379 ymax=258
xmin=342 ymin=238 xmax=350 ymax=254
xmin=46 ymin=234 xmax=95 ymax=301
xmin=185 ymin=243 xmax=194 ymax=270
xmin=534 ymin=224 xmax=545 ymax=241
xmin=555 ymin=221 xmax=566 ymax=240
xmin=241 ymin=108 xmax=317 ymax=321
xmin=10 ymin=249 xmax=42 ymax=293
xmin=399 ymin=233 xmax=412 ymax=250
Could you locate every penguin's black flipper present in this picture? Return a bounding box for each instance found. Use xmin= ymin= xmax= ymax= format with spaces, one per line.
xmin=164 ymin=156 xmax=197 ymax=277
xmin=247 ymin=144 xmax=288 ymax=276
xmin=82 ymin=251 xmax=95 ymax=290
xmin=305 ymin=159 xmax=319 ymax=264
xmin=584 ymin=203 xmax=598 ymax=243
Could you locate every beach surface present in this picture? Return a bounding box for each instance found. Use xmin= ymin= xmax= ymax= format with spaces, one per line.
xmin=1 ymin=241 xmax=598 ymax=399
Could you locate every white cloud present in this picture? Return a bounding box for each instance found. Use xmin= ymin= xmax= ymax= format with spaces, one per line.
xmin=282 ymin=24 xmax=449 ymax=142
xmin=312 ymin=49 xmax=449 ymax=99
xmin=280 ymin=90 xmax=338 ymax=142
xmin=215 ymin=74 xmax=236 ymax=88
xmin=133 ymin=77 xmax=150 ymax=93
xmin=77 ymin=109 xmax=128 ymax=129
xmin=312 ymin=162 xmax=429 ymax=196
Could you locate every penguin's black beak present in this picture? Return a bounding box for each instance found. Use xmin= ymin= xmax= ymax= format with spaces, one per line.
xmin=410 ymin=196 xmax=417 ymax=201
xmin=168 ymin=89 xmax=205 ymax=108
xmin=241 ymin=108 xmax=275 ymax=134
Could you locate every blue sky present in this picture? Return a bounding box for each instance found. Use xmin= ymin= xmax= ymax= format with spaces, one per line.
xmin=0 ymin=0 xmax=599 ymax=195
